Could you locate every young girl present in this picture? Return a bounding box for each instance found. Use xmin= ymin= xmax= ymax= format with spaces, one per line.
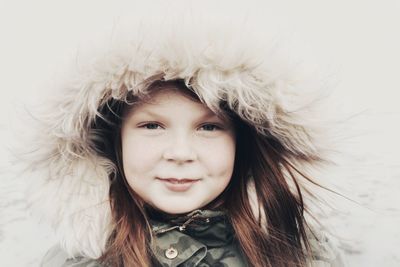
xmin=25 ymin=12 xmax=344 ymax=267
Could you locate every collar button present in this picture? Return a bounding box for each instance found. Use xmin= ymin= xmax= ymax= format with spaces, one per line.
xmin=165 ymin=247 xmax=179 ymax=259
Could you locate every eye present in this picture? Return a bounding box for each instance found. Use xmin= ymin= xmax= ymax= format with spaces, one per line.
xmin=140 ymin=123 xmax=162 ymax=130
xmin=199 ymin=123 xmax=221 ymax=131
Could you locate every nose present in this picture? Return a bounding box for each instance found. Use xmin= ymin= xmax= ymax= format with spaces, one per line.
xmin=162 ymin=132 xmax=197 ymax=164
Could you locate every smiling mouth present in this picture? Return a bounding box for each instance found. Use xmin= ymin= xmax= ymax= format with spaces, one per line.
xmin=157 ymin=178 xmax=200 ymax=192
xmin=159 ymin=178 xmax=200 ymax=184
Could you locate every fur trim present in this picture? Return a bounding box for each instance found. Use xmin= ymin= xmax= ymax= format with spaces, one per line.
xmin=24 ymin=11 xmax=330 ymax=258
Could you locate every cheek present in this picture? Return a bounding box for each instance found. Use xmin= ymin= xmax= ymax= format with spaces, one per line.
xmin=121 ymin=135 xmax=161 ymax=175
xmin=200 ymin=136 xmax=236 ymax=176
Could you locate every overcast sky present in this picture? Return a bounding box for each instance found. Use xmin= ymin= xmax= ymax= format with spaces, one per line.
xmin=1 ymin=0 xmax=399 ymax=112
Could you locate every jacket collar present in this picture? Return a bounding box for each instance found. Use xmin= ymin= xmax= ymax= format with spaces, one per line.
xmin=149 ymin=209 xmax=233 ymax=247
xmin=148 ymin=209 xmax=239 ymax=266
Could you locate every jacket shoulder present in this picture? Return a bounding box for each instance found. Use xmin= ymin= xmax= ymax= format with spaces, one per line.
xmin=41 ymin=245 xmax=104 ymax=267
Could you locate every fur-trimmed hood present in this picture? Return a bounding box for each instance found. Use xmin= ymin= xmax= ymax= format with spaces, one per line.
xmin=24 ymin=11 xmax=330 ymax=259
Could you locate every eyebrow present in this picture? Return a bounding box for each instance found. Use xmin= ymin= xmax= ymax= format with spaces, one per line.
xmin=134 ymin=108 xmax=222 ymax=121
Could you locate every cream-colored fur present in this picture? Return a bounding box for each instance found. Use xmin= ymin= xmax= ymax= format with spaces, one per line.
xmin=24 ymin=10 xmax=330 ymax=259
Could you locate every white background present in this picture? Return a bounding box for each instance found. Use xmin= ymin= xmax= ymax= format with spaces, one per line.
xmin=0 ymin=0 xmax=399 ymax=266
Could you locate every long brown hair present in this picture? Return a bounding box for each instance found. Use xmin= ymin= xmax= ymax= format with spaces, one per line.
xmin=91 ymin=80 xmax=316 ymax=267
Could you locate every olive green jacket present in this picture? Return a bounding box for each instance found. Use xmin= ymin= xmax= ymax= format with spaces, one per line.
xmin=42 ymin=210 xmax=344 ymax=267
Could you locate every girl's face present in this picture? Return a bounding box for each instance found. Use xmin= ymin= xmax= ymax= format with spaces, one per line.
xmin=121 ymin=87 xmax=236 ymax=214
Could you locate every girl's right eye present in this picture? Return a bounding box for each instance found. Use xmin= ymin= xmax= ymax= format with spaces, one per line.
xmin=140 ymin=123 xmax=162 ymax=130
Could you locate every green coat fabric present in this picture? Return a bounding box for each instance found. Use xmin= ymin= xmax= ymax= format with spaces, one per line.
xmin=148 ymin=209 xmax=247 ymax=267
xmin=41 ymin=210 xmax=344 ymax=267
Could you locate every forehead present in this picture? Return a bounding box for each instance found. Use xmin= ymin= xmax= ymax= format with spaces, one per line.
xmin=125 ymin=87 xmax=217 ymax=118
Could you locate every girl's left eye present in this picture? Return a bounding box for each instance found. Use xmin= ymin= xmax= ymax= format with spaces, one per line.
xmin=199 ymin=124 xmax=221 ymax=131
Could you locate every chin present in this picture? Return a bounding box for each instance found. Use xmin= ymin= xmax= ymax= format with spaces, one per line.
xmin=160 ymin=207 xmax=197 ymax=215
xmin=155 ymin=203 xmax=202 ymax=215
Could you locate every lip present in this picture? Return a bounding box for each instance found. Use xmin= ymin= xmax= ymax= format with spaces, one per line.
xmin=157 ymin=177 xmax=200 ymax=192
